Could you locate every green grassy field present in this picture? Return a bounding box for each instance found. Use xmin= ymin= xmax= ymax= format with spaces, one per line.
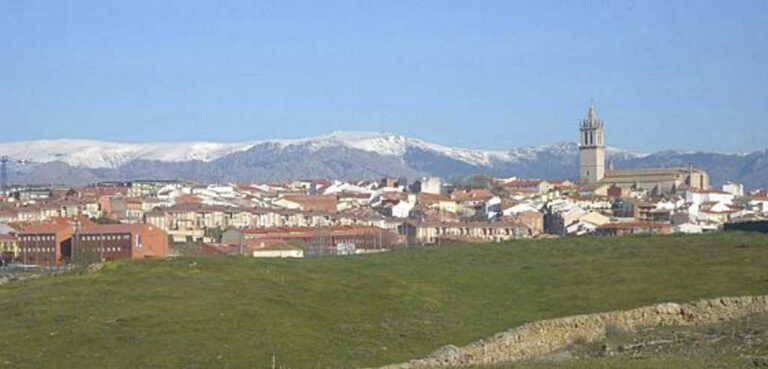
xmin=1 ymin=232 xmax=767 ymax=369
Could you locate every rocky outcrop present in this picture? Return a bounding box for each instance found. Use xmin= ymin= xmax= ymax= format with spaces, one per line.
xmin=376 ymin=295 xmax=768 ymax=368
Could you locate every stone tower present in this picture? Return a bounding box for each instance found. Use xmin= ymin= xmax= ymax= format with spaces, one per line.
xmin=579 ymin=105 xmax=605 ymax=184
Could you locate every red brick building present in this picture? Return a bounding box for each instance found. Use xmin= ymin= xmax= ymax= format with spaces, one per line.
xmin=17 ymin=223 xmax=75 ymax=266
xmin=74 ymin=224 xmax=168 ymax=262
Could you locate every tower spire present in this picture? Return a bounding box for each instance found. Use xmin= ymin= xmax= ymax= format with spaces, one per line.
xmin=582 ymin=103 xmax=602 ymax=128
xmin=578 ymin=104 xmax=606 ymax=185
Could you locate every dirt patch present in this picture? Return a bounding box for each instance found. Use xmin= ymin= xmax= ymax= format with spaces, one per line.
xmin=374 ymin=295 xmax=768 ymax=368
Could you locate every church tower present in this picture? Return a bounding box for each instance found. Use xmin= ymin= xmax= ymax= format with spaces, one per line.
xmin=579 ymin=105 xmax=605 ymax=184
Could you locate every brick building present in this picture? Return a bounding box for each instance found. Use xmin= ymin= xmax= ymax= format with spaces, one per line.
xmin=74 ymin=224 xmax=168 ymax=262
xmin=17 ymin=223 xmax=74 ymax=266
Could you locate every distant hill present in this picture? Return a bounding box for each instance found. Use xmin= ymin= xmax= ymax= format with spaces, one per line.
xmin=2 ymin=131 xmax=767 ymax=188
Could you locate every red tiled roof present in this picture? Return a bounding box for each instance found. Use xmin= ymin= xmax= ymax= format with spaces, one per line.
xmin=0 ymin=234 xmax=16 ymax=240
xmin=688 ymin=188 xmax=729 ymax=194
xmin=246 ymin=239 xmax=300 ymax=251
xmin=503 ymin=179 xmax=546 ymax=188
xmin=450 ymin=189 xmax=494 ymax=202
xmin=412 ymin=220 xmax=527 ymax=229
xmin=597 ymin=222 xmax=670 ymax=230
xmin=18 ymin=223 xmax=73 ymax=235
xmin=416 ymin=193 xmax=450 ymax=203
xmin=281 ymin=194 xmax=338 ymax=213
xmin=242 ymin=225 xmax=384 ymax=238
xmin=78 ymin=223 xmax=160 ymax=235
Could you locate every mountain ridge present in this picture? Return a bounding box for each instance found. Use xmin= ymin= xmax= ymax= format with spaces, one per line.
xmin=1 ymin=131 xmax=766 ymax=188
xmin=0 ymin=131 xmax=643 ymax=169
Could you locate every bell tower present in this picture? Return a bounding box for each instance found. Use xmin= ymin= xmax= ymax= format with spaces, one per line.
xmin=579 ymin=105 xmax=605 ymax=184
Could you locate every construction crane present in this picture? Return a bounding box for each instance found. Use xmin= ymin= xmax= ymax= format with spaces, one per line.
xmin=0 ymin=156 xmax=8 ymax=191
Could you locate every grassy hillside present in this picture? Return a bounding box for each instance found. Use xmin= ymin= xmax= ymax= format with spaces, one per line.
xmin=0 ymin=232 xmax=767 ymax=368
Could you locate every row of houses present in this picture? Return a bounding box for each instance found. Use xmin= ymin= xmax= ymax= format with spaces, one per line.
xmin=2 ymin=174 xmax=767 ymax=267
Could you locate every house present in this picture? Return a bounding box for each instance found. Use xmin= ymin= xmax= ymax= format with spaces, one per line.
xmin=162 ymin=203 xmax=234 ymax=242
xmin=722 ymin=182 xmax=744 ymax=197
xmin=673 ymin=222 xmax=719 ymax=234
xmin=544 ymin=207 xmax=586 ymax=236
xmin=510 ymin=211 xmax=544 ymax=236
xmin=502 ymin=202 xmax=540 ymax=217
xmin=696 ymin=202 xmax=744 ymax=224
xmin=502 ymin=179 xmax=553 ymax=194
xmin=450 ymin=188 xmax=495 ymax=218
xmin=378 ymin=178 xmax=400 ymax=189
xmin=391 ymin=201 xmax=414 ymax=218
xmin=400 ymin=220 xmax=530 ymax=244
xmin=334 ymin=209 xmax=401 ymax=231
xmin=0 ymin=233 xmax=18 ymax=265
xmin=636 ymin=202 xmax=672 ymax=223
xmin=144 ymin=207 xmax=169 ymax=231
xmin=124 ymin=197 xmax=145 ymax=223
xmin=279 ymin=194 xmax=338 ymax=213
xmin=579 ymin=212 xmax=611 ymax=228
xmin=686 ymin=189 xmax=734 ymax=205
xmin=612 ymin=198 xmax=637 ymax=218
xmin=560 ymin=211 xmax=611 ymax=236
xmin=742 ymin=194 xmax=768 ymax=214
xmin=414 ymin=177 xmax=443 ymax=195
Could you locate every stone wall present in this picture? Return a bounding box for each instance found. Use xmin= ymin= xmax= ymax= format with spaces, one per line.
xmin=375 ymin=295 xmax=768 ymax=368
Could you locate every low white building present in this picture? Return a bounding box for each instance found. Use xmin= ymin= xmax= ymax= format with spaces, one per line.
xmin=686 ymin=189 xmax=734 ymax=205
xmin=418 ymin=177 xmax=443 ymax=195
xmin=502 ymin=202 xmax=539 ymax=217
xmin=391 ymin=201 xmax=414 ymax=218
xmin=252 ymin=243 xmax=304 ymax=258
xmin=722 ymin=182 xmax=744 ymax=197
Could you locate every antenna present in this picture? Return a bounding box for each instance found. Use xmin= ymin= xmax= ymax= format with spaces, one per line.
xmin=0 ymin=156 xmax=8 ymax=191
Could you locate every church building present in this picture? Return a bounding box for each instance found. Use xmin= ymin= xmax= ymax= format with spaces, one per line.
xmin=577 ymin=105 xmax=709 ymax=194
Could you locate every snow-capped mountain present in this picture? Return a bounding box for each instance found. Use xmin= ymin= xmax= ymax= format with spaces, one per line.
xmin=0 ymin=131 xmax=641 ymax=169
xmin=0 ymin=131 xmax=764 ymax=188
xmin=0 ymin=139 xmax=256 ymax=168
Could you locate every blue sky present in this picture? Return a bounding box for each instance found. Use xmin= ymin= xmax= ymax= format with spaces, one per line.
xmin=1 ymin=1 xmax=766 ymax=152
